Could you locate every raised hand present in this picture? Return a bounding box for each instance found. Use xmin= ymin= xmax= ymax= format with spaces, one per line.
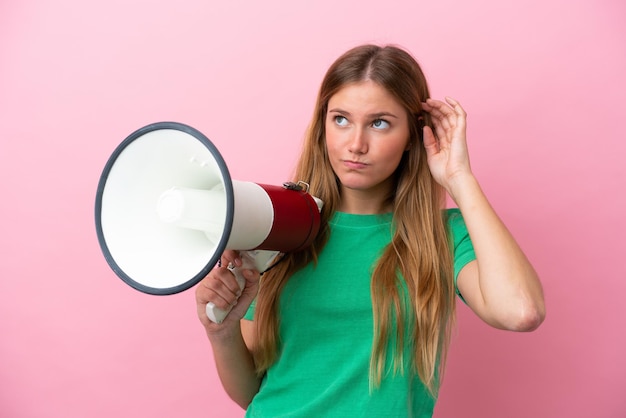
xmin=421 ymin=97 xmax=473 ymax=199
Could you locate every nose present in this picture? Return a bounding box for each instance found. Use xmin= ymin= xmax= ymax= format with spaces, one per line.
xmin=348 ymin=127 xmax=368 ymax=154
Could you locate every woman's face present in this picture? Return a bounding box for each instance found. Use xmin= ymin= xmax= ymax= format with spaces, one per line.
xmin=325 ymin=80 xmax=410 ymax=207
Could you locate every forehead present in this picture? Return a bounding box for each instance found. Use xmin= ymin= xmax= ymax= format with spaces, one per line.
xmin=327 ymin=80 xmax=404 ymax=114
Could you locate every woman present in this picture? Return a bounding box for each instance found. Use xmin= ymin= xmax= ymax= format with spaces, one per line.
xmin=195 ymin=44 xmax=545 ymax=417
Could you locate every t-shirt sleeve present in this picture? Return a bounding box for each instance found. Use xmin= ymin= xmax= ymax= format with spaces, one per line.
xmin=446 ymin=208 xmax=476 ymax=301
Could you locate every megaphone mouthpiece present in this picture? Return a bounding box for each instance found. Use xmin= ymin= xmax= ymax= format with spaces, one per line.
xmin=157 ymin=187 xmax=226 ymax=237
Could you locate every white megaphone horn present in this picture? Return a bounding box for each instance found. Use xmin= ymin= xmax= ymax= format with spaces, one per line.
xmin=95 ymin=122 xmax=323 ymax=323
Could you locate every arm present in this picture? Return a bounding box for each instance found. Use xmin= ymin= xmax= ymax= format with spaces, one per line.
xmin=195 ymin=251 xmax=262 ymax=408
xmin=422 ymin=97 xmax=545 ymax=331
xmin=450 ymin=176 xmax=545 ymax=331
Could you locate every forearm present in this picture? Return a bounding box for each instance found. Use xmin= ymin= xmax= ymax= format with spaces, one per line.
xmin=206 ymin=324 xmax=261 ymax=409
xmin=450 ymin=174 xmax=546 ymax=331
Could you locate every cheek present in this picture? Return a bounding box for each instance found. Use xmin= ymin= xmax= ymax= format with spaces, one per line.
xmin=326 ymin=143 xmax=342 ymax=173
xmin=381 ymin=138 xmax=410 ymax=160
xmin=324 ymin=129 xmax=341 ymax=158
xmin=377 ymin=142 xmax=410 ymax=174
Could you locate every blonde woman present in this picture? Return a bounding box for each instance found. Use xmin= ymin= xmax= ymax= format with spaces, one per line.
xmin=195 ymin=44 xmax=545 ymax=417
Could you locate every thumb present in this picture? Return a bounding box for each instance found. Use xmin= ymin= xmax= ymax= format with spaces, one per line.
xmin=422 ymin=126 xmax=439 ymax=159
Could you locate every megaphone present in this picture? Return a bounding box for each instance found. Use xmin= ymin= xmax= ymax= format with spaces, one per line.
xmin=95 ymin=122 xmax=323 ymax=323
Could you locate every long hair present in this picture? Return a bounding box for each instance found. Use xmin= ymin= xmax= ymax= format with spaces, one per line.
xmin=252 ymin=44 xmax=455 ymax=396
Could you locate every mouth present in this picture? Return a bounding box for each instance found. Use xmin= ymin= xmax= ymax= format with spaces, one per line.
xmin=342 ymin=160 xmax=368 ymax=170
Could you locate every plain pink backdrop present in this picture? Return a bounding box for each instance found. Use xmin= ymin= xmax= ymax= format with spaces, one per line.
xmin=1 ymin=1 xmax=625 ymax=417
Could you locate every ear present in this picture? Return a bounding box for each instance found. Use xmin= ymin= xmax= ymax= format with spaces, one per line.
xmin=414 ymin=113 xmax=426 ymax=146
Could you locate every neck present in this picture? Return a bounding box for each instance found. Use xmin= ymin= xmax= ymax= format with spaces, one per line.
xmin=338 ymin=189 xmax=392 ymax=215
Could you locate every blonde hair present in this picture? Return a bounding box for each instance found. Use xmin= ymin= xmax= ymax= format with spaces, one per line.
xmin=253 ymin=44 xmax=455 ymax=396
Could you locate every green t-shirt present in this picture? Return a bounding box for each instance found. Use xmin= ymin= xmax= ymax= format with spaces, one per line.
xmin=244 ymin=209 xmax=475 ymax=417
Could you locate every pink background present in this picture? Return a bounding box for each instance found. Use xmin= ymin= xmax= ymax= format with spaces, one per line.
xmin=1 ymin=1 xmax=625 ymax=417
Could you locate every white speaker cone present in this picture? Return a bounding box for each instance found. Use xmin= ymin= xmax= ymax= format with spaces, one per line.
xmin=95 ymin=123 xmax=234 ymax=295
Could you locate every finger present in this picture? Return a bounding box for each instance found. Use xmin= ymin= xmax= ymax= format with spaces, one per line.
xmin=426 ymin=110 xmax=451 ymax=137
xmin=198 ymin=270 xmax=242 ymax=309
xmin=422 ymin=100 xmax=446 ymax=120
xmin=220 ymin=250 xmax=242 ymax=268
xmin=422 ymin=126 xmax=439 ymax=158
xmin=423 ymin=100 xmax=454 ymax=132
xmin=428 ymin=108 xmax=449 ymax=126
xmin=425 ymin=98 xmax=455 ymax=117
xmin=445 ymin=96 xmax=465 ymax=115
xmin=445 ymin=97 xmax=467 ymax=129
xmin=216 ymin=266 xmax=244 ymax=294
xmin=429 ymin=114 xmax=450 ymax=144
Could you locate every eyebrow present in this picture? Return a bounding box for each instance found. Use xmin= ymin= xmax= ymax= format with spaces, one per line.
xmin=328 ymin=108 xmax=399 ymax=119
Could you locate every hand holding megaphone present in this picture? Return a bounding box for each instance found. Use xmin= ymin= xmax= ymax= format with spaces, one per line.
xmin=95 ymin=122 xmax=323 ymax=323
xmin=204 ymin=249 xmax=279 ymax=324
xmin=194 ymin=249 xmax=260 ymax=327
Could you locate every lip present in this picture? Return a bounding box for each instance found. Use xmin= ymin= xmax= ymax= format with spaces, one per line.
xmin=343 ymin=160 xmax=368 ymax=170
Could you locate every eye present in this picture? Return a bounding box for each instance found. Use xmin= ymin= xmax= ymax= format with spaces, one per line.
xmin=372 ymin=119 xmax=390 ymax=130
xmin=334 ymin=115 xmax=348 ymax=127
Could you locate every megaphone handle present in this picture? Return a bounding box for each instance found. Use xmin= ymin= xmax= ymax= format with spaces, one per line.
xmin=205 ymin=250 xmax=280 ymax=324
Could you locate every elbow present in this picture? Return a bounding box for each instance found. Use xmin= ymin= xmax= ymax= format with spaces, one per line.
xmin=229 ymin=393 xmax=254 ymax=410
xmin=507 ymin=299 xmax=546 ymax=332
